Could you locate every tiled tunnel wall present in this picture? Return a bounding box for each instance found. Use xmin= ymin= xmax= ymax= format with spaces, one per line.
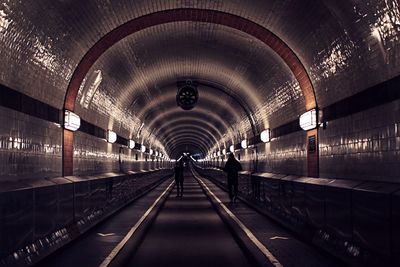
xmin=73 ymin=131 xmax=120 ymax=176
xmin=73 ymin=132 xmax=168 ymax=176
xmin=319 ymin=99 xmax=400 ymax=182
xmin=256 ymin=131 xmax=307 ymax=175
xmin=0 ymin=106 xmax=62 ymax=181
xmin=0 ymin=107 xmax=168 ymax=181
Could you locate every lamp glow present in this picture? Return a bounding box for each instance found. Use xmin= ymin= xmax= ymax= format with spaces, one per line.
xmin=241 ymin=139 xmax=247 ymax=149
xmin=128 ymin=140 xmax=135 ymax=149
xmin=299 ymin=109 xmax=318 ymax=130
xmin=149 ymin=149 xmax=153 ymax=155
xmin=141 ymin=145 xmax=146 ymax=153
xmin=230 ymin=145 xmax=234 ymax=153
xmin=64 ymin=110 xmax=80 ymax=131
xmin=155 ymin=151 xmax=159 ymax=156
xmin=106 ymin=130 xmax=117 ymax=143
xmin=217 ymin=151 xmax=221 ymax=157
xmin=222 ymin=148 xmax=226 ymax=155
xmin=260 ymin=129 xmax=271 ymax=143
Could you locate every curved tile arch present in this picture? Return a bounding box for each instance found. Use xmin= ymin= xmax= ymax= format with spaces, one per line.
xmin=64 ymin=8 xmax=316 ymax=111
xmin=169 ymin=139 xmax=207 ymax=151
xmin=149 ymin=108 xmax=234 ymax=140
xmin=136 ymin=81 xmax=255 ymax=136
xmin=156 ymin=120 xmax=222 ymax=142
xmin=162 ymin=128 xmax=216 ymax=147
xmin=164 ymin=133 xmax=211 ymax=150
xmin=163 ymin=131 xmax=215 ymax=152
xmin=162 ymin=128 xmax=218 ymax=156
xmin=63 ymin=8 xmax=317 ymax=175
xmin=169 ymin=141 xmax=207 ymax=157
xmin=148 ymin=117 xmax=225 ymax=145
xmin=165 ymin=137 xmax=209 ymax=155
xmin=138 ymin=87 xmax=243 ymax=128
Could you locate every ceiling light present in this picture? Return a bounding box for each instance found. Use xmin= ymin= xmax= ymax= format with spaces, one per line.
xmin=106 ymin=130 xmax=117 ymax=143
xmin=241 ymin=139 xmax=247 ymax=149
xmin=230 ymin=145 xmax=234 ymax=153
xmin=64 ymin=110 xmax=80 ymax=131
xmin=299 ymin=109 xmax=318 ymax=131
xmin=260 ymin=129 xmax=271 ymax=143
xmin=128 ymin=140 xmax=135 ymax=149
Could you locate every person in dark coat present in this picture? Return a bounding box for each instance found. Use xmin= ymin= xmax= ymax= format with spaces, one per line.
xmin=174 ymin=160 xmax=184 ymax=197
xmin=223 ymin=153 xmax=242 ymax=202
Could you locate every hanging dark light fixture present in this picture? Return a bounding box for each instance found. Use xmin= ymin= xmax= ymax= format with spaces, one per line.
xmin=176 ymin=81 xmax=198 ymax=110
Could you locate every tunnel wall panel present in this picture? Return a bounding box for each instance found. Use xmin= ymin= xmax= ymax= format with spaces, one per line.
xmin=73 ymin=131 xmax=160 ymax=175
xmin=0 ymin=190 xmax=34 ymax=259
xmin=319 ymin=99 xmax=400 ymax=182
xmin=257 ymin=131 xmax=307 ymax=175
xmin=194 ymin=166 xmax=400 ymax=266
xmin=0 ymin=169 xmax=173 ymax=266
xmin=73 ymin=131 xmax=120 ymax=175
xmin=33 ymin=185 xmax=59 ymax=241
xmin=0 ymin=106 xmax=62 ymax=181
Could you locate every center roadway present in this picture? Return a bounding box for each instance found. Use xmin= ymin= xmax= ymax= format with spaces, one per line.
xmin=122 ymin=171 xmax=254 ymax=267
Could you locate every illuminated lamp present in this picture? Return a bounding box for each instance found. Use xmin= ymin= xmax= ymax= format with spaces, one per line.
xmin=128 ymin=140 xmax=135 ymax=149
xmin=217 ymin=151 xmax=221 ymax=157
xmin=299 ymin=109 xmax=318 ymax=130
xmin=155 ymin=151 xmax=159 ymax=156
xmin=141 ymin=145 xmax=146 ymax=153
xmin=106 ymin=130 xmax=117 ymax=143
xmin=149 ymin=149 xmax=153 ymax=155
xmin=64 ymin=110 xmax=80 ymax=131
xmin=230 ymin=145 xmax=234 ymax=153
xmin=260 ymin=129 xmax=271 ymax=143
xmin=222 ymin=148 xmax=226 ymax=155
xmin=241 ymin=139 xmax=247 ymax=149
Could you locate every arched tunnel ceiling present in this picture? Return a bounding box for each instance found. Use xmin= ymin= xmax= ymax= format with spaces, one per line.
xmin=74 ymin=22 xmax=304 ymax=158
xmin=1 ymin=0 xmax=400 ymax=159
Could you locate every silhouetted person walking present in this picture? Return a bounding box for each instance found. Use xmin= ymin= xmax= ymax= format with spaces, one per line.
xmin=174 ymin=160 xmax=184 ymax=197
xmin=223 ymin=153 xmax=242 ymax=203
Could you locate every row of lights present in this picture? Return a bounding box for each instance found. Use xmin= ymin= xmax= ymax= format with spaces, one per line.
xmin=206 ymin=129 xmax=271 ymax=160
xmin=205 ymin=109 xmax=318 ymax=160
xmin=64 ymin=110 xmax=165 ymax=158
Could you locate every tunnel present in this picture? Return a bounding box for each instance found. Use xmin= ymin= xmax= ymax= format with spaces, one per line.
xmin=1 ymin=1 xmax=400 ymax=266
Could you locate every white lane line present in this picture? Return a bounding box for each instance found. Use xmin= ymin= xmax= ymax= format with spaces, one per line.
xmin=97 ymin=233 xmax=115 ymax=237
xmin=270 ymin=236 xmax=289 ymax=240
xmin=99 ymin=180 xmax=174 ymax=267
xmin=194 ymin=174 xmax=284 ymax=267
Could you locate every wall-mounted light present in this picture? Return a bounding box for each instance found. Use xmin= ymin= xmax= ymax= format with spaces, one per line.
xmin=260 ymin=129 xmax=271 ymax=143
xmin=299 ymin=109 xmax=318 ymax=131
xmin=222 ymin=148 xmax=226 ymax=155
xmin=128 ymin=140 xmax=135 ymax=149
xmin=141 ymin=145 xmax=146 ymax=153
xmin=241 ymin=139 xmax=247 ymax=149
xmin=230 ymin=145 xmax=234 ymax=153
xmin=106 ymin=130 xmax=117 ymax=143
xmin=64 ymin=110 xmax=81 ymax=131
